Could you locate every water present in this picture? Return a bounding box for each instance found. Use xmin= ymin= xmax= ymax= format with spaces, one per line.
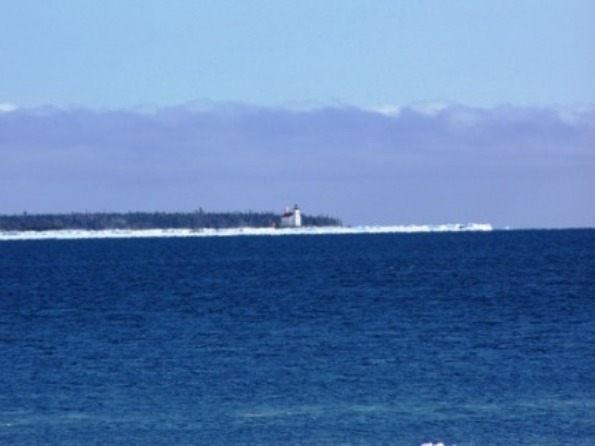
xmin=1 ymin=230 xmax=594 ymax=445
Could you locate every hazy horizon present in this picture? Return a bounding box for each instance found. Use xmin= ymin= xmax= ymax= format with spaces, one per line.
xmin=1 ymin=1 xmax=593 ymax=228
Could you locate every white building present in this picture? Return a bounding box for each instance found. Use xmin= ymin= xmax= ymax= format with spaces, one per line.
xmin=280 ymin=204 xmax=302 ymax=228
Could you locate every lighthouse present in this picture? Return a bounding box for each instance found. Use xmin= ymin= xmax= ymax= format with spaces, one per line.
xmin=280 ymin=204 xmax=302 ymax=228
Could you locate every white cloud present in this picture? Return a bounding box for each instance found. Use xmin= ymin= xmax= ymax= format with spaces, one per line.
xmin=409 ymin=101 xmax=451 ymax=116
xmin=366 ymin=105 xmax=401 ymax=117
xmin=556 ymin=105 xmax=595 ymax=127
xmin=0 ymin=102 xmax=18 ymax=113
xmin=0 ymin=102 xmax=593 ymax=227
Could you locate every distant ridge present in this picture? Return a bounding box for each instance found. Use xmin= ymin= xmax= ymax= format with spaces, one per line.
xmin=0 ymin=211 xmax=342 ymax=231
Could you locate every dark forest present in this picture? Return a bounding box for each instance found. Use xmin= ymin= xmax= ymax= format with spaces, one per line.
xmin=0 ymin=211 xmax=342 ymax=231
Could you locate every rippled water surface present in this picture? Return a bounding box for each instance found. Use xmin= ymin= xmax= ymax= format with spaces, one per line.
xmin=1 ymin=230 xmax=594 ymax=445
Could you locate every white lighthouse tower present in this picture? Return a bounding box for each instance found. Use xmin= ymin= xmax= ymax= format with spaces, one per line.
xmin=280 ymin=204 xmax=302 ymax=228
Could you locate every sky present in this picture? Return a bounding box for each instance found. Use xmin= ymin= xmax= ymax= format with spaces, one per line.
xmin=1 ymin=1 xmax=594 ymax=227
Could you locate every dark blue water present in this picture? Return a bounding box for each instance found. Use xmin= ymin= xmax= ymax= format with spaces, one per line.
xmin=1 ymin=230 xmax=594 ymax=445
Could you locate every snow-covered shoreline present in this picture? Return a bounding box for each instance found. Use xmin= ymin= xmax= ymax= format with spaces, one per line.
xmin=0 ymin=223 xmax=493 ymax=241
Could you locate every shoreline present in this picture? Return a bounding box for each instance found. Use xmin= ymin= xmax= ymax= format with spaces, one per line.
xmin=1 ymin=224 xmax=493 ymax=241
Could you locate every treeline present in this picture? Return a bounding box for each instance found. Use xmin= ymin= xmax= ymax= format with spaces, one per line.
xmin=0 ymin=211 xmax=342 ymax=231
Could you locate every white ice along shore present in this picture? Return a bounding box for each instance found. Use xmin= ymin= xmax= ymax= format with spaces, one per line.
xmin=0 ymin=223 xmax=493 ymax=241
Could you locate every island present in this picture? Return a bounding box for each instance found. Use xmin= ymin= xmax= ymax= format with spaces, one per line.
xmin=0 ymin=209 xmax=342 ymax=232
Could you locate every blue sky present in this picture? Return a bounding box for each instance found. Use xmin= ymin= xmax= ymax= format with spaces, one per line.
xmin=1 ymin=1 xmax=594 ymax=227
xmin=2 ymin=0 xmax=593 ymax=108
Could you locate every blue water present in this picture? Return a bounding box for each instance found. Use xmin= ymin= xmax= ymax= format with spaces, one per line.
xmin=1 ymin=230 xmax=594 ymax=445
